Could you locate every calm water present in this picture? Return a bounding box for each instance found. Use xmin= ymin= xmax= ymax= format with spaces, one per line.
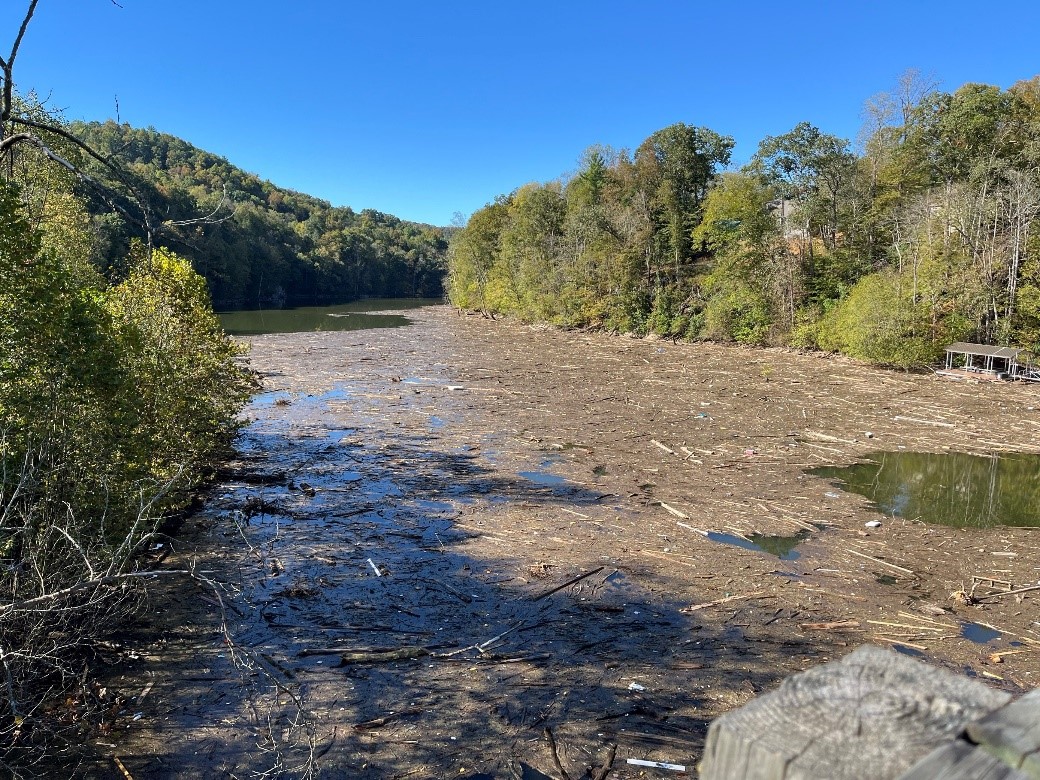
xmin=707 ymin=530 xmax=810 ymax=559
xmin=810 ymin=451 xmax=1040 ymax=528
xmin=218 ymin=298 xmax=441 ymax=335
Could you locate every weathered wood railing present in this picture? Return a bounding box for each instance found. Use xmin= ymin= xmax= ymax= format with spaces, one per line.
xmin=699 ymin=645 xmax=1039 ymax=779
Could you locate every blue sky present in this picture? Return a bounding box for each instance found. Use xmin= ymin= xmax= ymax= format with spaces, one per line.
xmin=5 ymin=1 xmax=1040 ymax=226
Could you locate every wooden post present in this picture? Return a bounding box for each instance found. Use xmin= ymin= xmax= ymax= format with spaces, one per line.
xmin=967 ymin=689 xmax=1040 ymax=777
xmin=699 ymin=645 xmax=1012 ymax=780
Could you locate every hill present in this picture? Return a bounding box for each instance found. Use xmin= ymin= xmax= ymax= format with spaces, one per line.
xmin=72 ymin=120 xmax=449 ymax=308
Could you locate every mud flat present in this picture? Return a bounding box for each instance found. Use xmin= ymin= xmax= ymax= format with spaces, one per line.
xmin=96 ymin=304 xmax=1040 ymax=779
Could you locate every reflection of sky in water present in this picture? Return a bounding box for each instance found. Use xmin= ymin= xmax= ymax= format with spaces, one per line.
xmin=809 ymin=451 xmax=1040 ymax=529
xmin=961 ymin=622 xmax=1001 ymax=644
xmin=518 ymin=470 xmax=569 ymax=487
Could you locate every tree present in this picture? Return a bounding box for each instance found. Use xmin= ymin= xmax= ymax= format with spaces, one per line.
xmin=635 ymin=123 xmax=733 ymax=281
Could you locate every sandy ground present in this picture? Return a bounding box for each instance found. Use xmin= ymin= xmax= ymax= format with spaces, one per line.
xmin=82 ymin=304 xmax=1039 ymax=779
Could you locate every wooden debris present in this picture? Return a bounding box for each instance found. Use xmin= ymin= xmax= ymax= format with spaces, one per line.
xmin=847 ymin=548 xmax=914 ymax=575
xmin=590 ymin=743 xmax=617 ymax=780
xmin=979 ymin=583 xmax=1040 ymax=601
xmin=532 ymin=567 xmax=605 ymax=602
xmin=339 ymin=646 xmax=429 ymax=665
xmin=873 ymin=637 xmax=928 ymax=651
xmin=627 ymin=758 xmax=686 ymax=772
xmin=544 ymin=727 xmax=572 ymax=780
xmin=658 ymin=502 xmax=688 ymax=519
xmin=676 ymin=521 xmax=707 ymax=536
xmin=867 ymin=620 xmax=946 ymax=632
xmin=973 ymin=575 xmax=1013 ymax=592
xmin=893 ymin=415 xmax=955 ymax=428
xmin=799 ymin=620 xmax=861 ymax=631
xmin=353 ymin=707 xmax=422 ymax=730
xmin=638 ymin=549 xmax=713 ymax=572
xmin=113 ymin=756 xmax=134 ymax=780
xmin=681 ymin=591 xmax=768 ymax=613
xmin=650 ymin=439 xmax=676 ymax=455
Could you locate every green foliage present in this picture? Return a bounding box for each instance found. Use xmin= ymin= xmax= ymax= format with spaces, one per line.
xmin=105 ymin=246 xmax=254 ymax=494
xmin=700 ymin=278 xmax=772 ymax=346
xmin=72 ymin=121 xmax=449 ymax=307
xmin=1 ymin=186 xmax=252 ymax=539
xmin=815 ymin=272 xmax=945 ymax=367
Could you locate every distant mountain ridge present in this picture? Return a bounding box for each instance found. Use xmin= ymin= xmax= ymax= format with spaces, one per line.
xmin=72 ymin=120 xmax=449 ymax=308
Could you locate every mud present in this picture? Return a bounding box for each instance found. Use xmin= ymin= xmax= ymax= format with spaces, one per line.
xmin=88 ymin=305 xmax=1040 ymax=779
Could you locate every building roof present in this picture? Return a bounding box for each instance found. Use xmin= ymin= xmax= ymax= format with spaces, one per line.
xmin=945 ymin=342 xmax=1022 ymax=359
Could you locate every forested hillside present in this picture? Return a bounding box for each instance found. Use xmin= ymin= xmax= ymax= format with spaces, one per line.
xmin=73 ymin=121 xmax=450 ymax=308
xmin=448 ymin=75 xmax=1040 ymax=368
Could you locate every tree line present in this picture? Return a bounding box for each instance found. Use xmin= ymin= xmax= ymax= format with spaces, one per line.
xmin=73 ymin=120 xmax=450 ymax=308
xmin=448 ymin=73 xmax=1040 ymax=368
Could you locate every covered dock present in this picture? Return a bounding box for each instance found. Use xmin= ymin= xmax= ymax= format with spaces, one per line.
xmin=942 ymin=342 xmax=1039 ymax=381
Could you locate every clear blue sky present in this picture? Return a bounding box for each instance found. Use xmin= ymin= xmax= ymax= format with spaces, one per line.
xmin=6 ymin=1 xmax=1040 ymax=226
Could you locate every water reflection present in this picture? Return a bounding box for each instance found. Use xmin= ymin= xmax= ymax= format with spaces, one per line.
xmin=218 ymin=298 xmax=440 ymax=335
xmin=809 ymin=451 xmax=1040 ymax=528
xmin=706 ymin=530 xmax=810 ymax=559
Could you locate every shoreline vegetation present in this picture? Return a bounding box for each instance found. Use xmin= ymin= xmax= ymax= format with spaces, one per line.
xmin=447 ymin=73 xmax=1040 ymax=371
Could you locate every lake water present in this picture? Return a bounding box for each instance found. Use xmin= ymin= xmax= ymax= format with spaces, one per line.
xmin=809 ymin=451 xmax=1040 ymax=528
xmin=218 ymin=298 xmax=441 ymax=335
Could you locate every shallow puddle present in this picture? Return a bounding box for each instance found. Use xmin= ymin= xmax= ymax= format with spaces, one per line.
xmin=809 ymin=451 xmax=1040 ymax=528
xmin=961 ymin=622 xmax=1001 ymax=644
xmin=706 ymin=529 xmax=810 ymax=560
xmin=518 ymin=470 xmax=570 ymax=487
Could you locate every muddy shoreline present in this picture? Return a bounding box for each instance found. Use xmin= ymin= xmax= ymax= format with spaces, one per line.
xmin=90 ymin=304 xmax=1039 ymax=779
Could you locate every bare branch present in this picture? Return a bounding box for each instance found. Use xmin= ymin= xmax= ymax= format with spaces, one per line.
xmin=1 ymin=0 xmax=40 ymax=125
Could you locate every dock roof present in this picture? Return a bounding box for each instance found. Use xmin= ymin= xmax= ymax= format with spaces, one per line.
xmin=945 ymin=342 xmax=1021 ymax=359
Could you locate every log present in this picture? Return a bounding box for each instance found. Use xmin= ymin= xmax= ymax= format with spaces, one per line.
xmin=699 ymin=645 xmax=1012 ymax=780
xmin=339 ymin=646 xmax=429 ymax=665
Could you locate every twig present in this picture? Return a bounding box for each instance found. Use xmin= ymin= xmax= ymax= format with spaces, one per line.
xmin=977 ymin=583 xmax=1040 ymax=601
xmin=532 ymin=567 xmax=605 ymax=602
xmin=680 ymin=591 xmax=768 ymax=613
xmin=846 ymin=548 xmax=914 ymax=575
xmin=354 ymin=708 xmax=422 ymax=731
xmin=798 ymin=620 xmax=861 ymax=631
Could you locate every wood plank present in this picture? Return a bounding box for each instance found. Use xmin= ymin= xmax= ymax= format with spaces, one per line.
xmin=899 ymin=740 xmax=1030 ymax=780
xmin=699 ymin=645 xmax=1012 ymax=780
xmin=966 ymin=689 xmax=1040 ymax=777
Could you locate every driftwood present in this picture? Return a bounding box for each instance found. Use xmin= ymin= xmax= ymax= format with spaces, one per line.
xmin=338 ymin=646 xmax=429 ymax=665
xmin=532 ymin=567 xmax=605 ymax=602
xmin=353 ymin=707 xmax=422 ymax=731
xmin=680 ymin=591 xmax=767 ymax=613
xmin=544 ymin=727 xmax=572 ymax=780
